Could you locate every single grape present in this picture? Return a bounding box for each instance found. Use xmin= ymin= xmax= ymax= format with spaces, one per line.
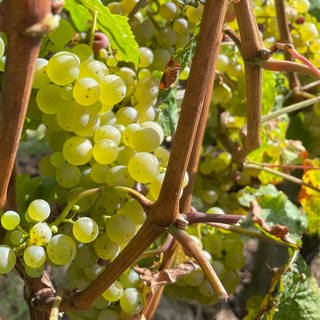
xmin=56 ymin=163 xmax=81 ymax=188
xmin=119 ymin=268 xmax=140 ymax=288
xmin=27 ymin=199 xmax=51 ymax=222
xmin=93 ymin=139 xmax=119 ymax=165
xmin=29 ymin=222 xmax=52 ymax=245
xmin=94 ymin=125 xmax=121 ymax=145
xmin=32 ymin=58 xmax=50 ymax=89
xmin=138 ymin=47 xmax=154 ymax=68
xmin=46 ymin=234 xmax=77 ymax=265
xmin=1 ymin=210 xmax=20 ymax=230
xmin=70 ymin=43 xmax=93 ymax=62
xmin=102 ymin=280 xmax=124 ymax=302
xmin=0 ymin=245 xmax=16 ymax=274
xmin=184 ymin=267 xmax=204 ymax=286
xmin=23 ymin=245 xmax=46 ymax=268
xmin=93 ymin=233 xmax=120 ymax=260
xmin=99 ymin=75 xmax=126 ymax=106
xmin=105 ymin=165 xmax=135 ymax=187
xmin=73 ymin=217 xmax=99 ymax=243
xmin=24 ymin=264 xmax=44 ymax=278
xmin=36 ymin=84 xmax=64 ymax=114
xmin=173 ymin=18 xmax=188 ymax=33
xmin=74 ymin=244 xmax=98 ymax=268
xmin=63 ymin=136 xmax=93 ymax=166
xmin=159 ymin=1 xmax=177 ymax=20
xmin=106 ymin=215 xmax=136 ymax=245
xmin=116 ymin=107 xmax=138 ymax=126
xmin=73 ymin=77 xmax=100 ymax=106
xmin=48 ymin=18 xmax=74 ymax=46
xmin=131 ymin=127 xmax=161 ymax=152
xmin=119 ymin=288 xmax=144 ymax=315
xmin=118 ymin=199 xmax=146 ymax=225
xmin=0 ymin=36 xmax=5 ymax=57
xmin=79 ymin=59 xmax=109 ymax=82
xmin=10 ymin=230 xmax=25 ymax=245
xmin=149 ymin=173 xmax=165 ymax=200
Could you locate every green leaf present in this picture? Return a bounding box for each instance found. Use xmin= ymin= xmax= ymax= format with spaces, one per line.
xmin=64 ymin=0 xmax=139 ymax=64
xmin=244 ymin=295 xmax=264 ymax=320
xmin=270 ymin=256 xmax=320 ymax=320
xmin=309 ymin=0 xmax=320 ymax=20
xmin=262 ymin=71 xmax=277 ymax=115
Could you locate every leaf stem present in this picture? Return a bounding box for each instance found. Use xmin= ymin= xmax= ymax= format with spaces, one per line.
xmin=49 ymin=292 xmax=62 ymax=320
xmin=89 ymin=9 xmax=98 ymax=48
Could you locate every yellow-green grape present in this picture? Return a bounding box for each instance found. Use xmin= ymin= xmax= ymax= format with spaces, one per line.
xmin=97 ymin=309 xmax=120 ymax=320
xmin=1 ymin=210 xmax=20 ymax=230
xmin=99 ymin=110 xmax=116 ymax=126
xmin=156 ymin=27 xmax=177 ymax=49
xmin=310 ymin=39 xmax=320 ymax=54
xmin=0 ymin=36 xmax=5 ymax=57
xmin=73 ymin=77 xmax=100 ymax=106
xmin=48 ymin=18 xmax=74 ymax=46
xmin=23 ymin=245 xmax=46 ymax=268
xmin=119 ymin=268 xmax=140 ymax=288
xmin=25 ymin=265 xmax=44 ymax=278
xmin=207 ymin=207 xmax=225 ymax=215
xmin=61 ymin=85 xmax=74 ymax=101
xmin=99 ymin=75 xmax=126 ymax=106
xmin=32 ymin=58 xmax=50 ymax=89
xmin=199 ymin=279 xmax=215 ymax=297
xmin=63 ymin=136 xmax=93 ymax=166
xmin=179 ymin=66 xmax=190 ymax=80
xmin=29 ymin=222 xmax=52 ymax=245
xmin=128 ymin=152 xmax=160 ymax=183
xmin=173 ymin=18 xmax=188 ymax=33
xmin=119 ymin=288 xmax=144 ymax=315
xmin=202 ymin=190 xmax=218 ymax=205
xmin=93 ymin=233 xmax=120 ymax=260
xmin=132 ymin=20 xmax=156 ymax=44
xmin=57 ymin=101 xmax=90 ymax=132
xmin=79 ymin=59 xmax=109 ymax=82
xmin=222 ymin=270 xmax=240 ymax=293
xmin=293 ymin=0 xmax=310 ymax=13
xmin=72 ymin=217 xmax=99 ymax=243
xmin=159 ymin=1 xmax=177 ymax=20
xmin=106 ymin=215 xmax=136 ymax=244
xmin=56 ymin=163 xmax=81 ymax=188
xmin=46 ymin=234 xmax=77 ymax=265
xmin=0 ymin=245 xmax=16 ymax=274
xmin=105 ymin=165 xmax=135 ymax=187
xmin=185 ymin=4 xmax=203 ymax=23
xmin=36 ymin=84 xmax=64 ymax=114
xmin=138 ymin=47 xmax=154 ymax=68
xmin=216 ymin=54 xmax=230 ymax=73
xmin=116 ymin=67 xmax=136 ymax=97
xmin=300 ymin=22 xmax=319 ymax=42
xmin=102 ymin=280 xmax=123 ymax=302
xmin=184 ymin=267 xmax=204 ymax=286
xmin=70 ymin=44 xmax=94 ymax=62
xmin=118 ymin=199 xmax=146 ymax=225
xmin=47 ymin=51 xmax=80 ymax=85
xmin=10 ymin=230 xmax=24 ymax=245
xmin=116 ymin=107 xmax=138 ymax=126
xmin=154 ymin=146 xmax=170 ymax=166
xmin=50 ymin=152 xmax=66 ymax=168
xmin=141 ymin=121 xmax=164 ymax=143
xmin=176 ymin=32 xmax=190 ymax=49
xmin=150 ymin=48 xmax=171 ymax=71
xmin=90 ymin=163 xmax=110 ymax=183
xmin=27 ymin=199 xmax=51 ymax=222
xmin=0 ymin=56 xmax=6 ymax=72
xmin=75 ymin=111 xmax=101 ymax=137
xmin=135 ymin=78 xmax=159 ymax=105
xmin=117 ymin=146 xmax=136 ymax=165
xmin=122 ymin=123 xmax=140 ymax=147
xmin=94 ymin=125 xmax=121 ymax=145
xmin=107 ymin=1 xmax=124 ymax=14
xmin=93 ymin=139 xmax=119 ymax=164
xmin=136 ymin=103 xmax=156 ymax=122
xmin=149 ymin=173 xmax=165 ymax=200
xmin=39 ymin=155 xmax=56 ymax=176
xmin=138 ymin=68 xmax=151 ymax=80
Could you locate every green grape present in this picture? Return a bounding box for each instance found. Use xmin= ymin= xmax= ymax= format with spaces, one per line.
xmin=141 ymin=121 xmax=164 ymax=142
xmin=73 ymin=77 xmax=100 ymax=106
xmin=56 ymin=162 xmax=81 ymax=188
xmin=23 ymin=245 xmax=46 ymax=268
xmin=156 ymin=27 xmax=177 ymax=48
xmin=118 ymin=199 xmax=146 ymax=225
xmin=50 ymin=151 xmax=66 ymax=168
xmin=216 ymin=54 xmax=229 ymax=73
xmin=93 ymin=139 xmax=119 ymax=164
xmin=138 ymin=68 xmax=152 ymax=80
xmin=119 ymin=288 xmax=144 ymax=315
xmin=0 ymin=245 xmax=16 ymax=274
xmin=102 ymin=280 xmax=124 ymax=302
xmin=122 ymin=123 xmax=140 ymax=147
xmin=10 ymin=230 xmax=24 ymax=245
xmin=48 ymin=18 xmax=74 ymax=46
xmin=136 ymin=104 xmax=156 ymax=122
xmin=207 ymin=207 xmax=225 ymax=215
xmin=75 ymin=111 xmax=101 ymax=137
xmin=176 ymin=32 xmax=190 ymax=49
xmin=36 ymin=84 xmax=64 ymax=114
xmin=131 ymin=127 xmax=161 ymax=152
xmin=224 ymin=251 xmax=245 ymax=270
xmin=74 ymin=244 xmax=98 ymax=267
xmin=202 ymin=190 xmax=218 ymax=205
xmin=90 ymin=163 xmax=110 ymax=184
xmin=0 ymin=56 xmax=6 ymax=72
xmin=116 ymin=67 xmax=136 ymax=97
xmin=203 ymin=232 xmax=223 ymax=256
xmin=48 ymin=131 xmax=72 ymax=152
xmin=57 ymin=101 xmax=90 ymax=132
xmin=179 ymin=66 xmax=190 ymax=80
xmin=70 ymin=44 xmax=93 ymax=62
xmin=30 ymin=222 xmax=52 ymax=245
xmin=116 ymin=107 xmax=138 ymax=126
xmin=132 ymin=20 xmax=156 ymax=44
xmin=63 ymin=136 xmax=93 ymax=166
xmin=138 ymin=47 xmax=154 ymax=68
xmin=117 ymin=146 xmax=136 ymax=165
xmin=79 ymin=59 xmax=109 ymax=82
xmin=107 ymin=1 xmax=124 ymax=14
xmin=24 ymin=264 xmax=44 ymax=278
xmin=27 ymin=199 xmax=51 ymax=222
xmin=150 ymin=173 xmax=165 ymax=200
xmin=135 ymin=77 xmax=159 ymax=105
xmin=222 ymin=270 xmax=240 ymax=293
xmin=32 ymin=58 xmax=50 ymax=89
xmin=198 ymin=278 xmax=215 ymax=297
xmin=154 ymin=146 xmax=170 ymax=166
xmin=99 ymin=75 xmax=126 ymax=106
xmin=73 ymin=217 xmax=99 ymax=243
xmin=93 ymin=233 xmax=120 ymax=260
xmin=46 ymin=234 xmax=77 ymax=265
xmin=1 ymin=210 xmax=20 ymax=230
xmin=61 ymin=85 xmax=74 ymax=101
xmin=47 ymin=51 xmax=80 ymax=85
xmin=185 ymin=4 xmax=203 ymax=23
xmin=293 ymin=0 xmax=310 ymax=13
xmin=119 ymin=268 xmax=140 ymax=288
xmin=128 ymin=152 xmax=160 ymax=183
xmin=173 ymin=18 xmax=188 ymax=33
xmin=97 ymin=309 xmax=120 ymax=320
xmin=83 ymin=263 xmax=104 ymax=280
xmin=0 ymin=36 xmax=4 ymax=57
xmin=159 ymin=1 xmax=177 ymax=20
xmin=101 ymin=189 xmax=125 ymax=214
xmin=150 ymin=48 xmax=171 ymax=71
xmin=300 ymin=22 xmax=319 ymax=42
xmin=94 ymin=125 xmax=121 ymax=145
xmin=184 ymin=267 xmax=204 ymax=286
xmin=211 ymin=260 xmax=226 ymax=278
xmin=105 ymin=165 xmax=135 ymax=187
xmin=106 ymin=215 xmax=136 ymax=244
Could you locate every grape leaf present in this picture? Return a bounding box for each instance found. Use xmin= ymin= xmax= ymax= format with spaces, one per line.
xmin=262 ymin=71 xmax=277 ymax=115
xmin=309 ymin=0 xmax=320 ymax=21
xmin=64 ymin=0 xmax=139 ymax=64
xmin=299 ymin=159 xmax=320 ymax=236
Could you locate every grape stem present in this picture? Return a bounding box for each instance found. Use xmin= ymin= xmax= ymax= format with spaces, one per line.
xmin=113 ymin=185 xmax=153 ymax=208
xmin=169 ymin=226 xmax=228 ymax=300
xmin=261 ymin=96 xmax=320 ymax=123
xmin=49 ymin=292 xmax=62 ymax=320
xmin=89 ymin=9 xmax=98 ymax=48
xmin=244 ymin=162 xmax=320 ymax=194
xmin=50 ymin=187 xmax=102 ymax=227
xmin=209 ymin=222 xmax=299 ymax=249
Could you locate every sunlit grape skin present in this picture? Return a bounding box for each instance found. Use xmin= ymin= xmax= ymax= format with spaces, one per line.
xmin=0 ymin=245 xmax=16 ymax=274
